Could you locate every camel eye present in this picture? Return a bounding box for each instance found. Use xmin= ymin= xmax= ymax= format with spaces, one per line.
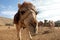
xmin=21 ymin=11 xmax=25 ymax=15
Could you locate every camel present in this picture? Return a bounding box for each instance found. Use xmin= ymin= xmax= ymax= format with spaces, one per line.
xmin=48 ymin=20 xmax=55 ymax=32
xmin=38 ymin=21 xmax=44 ymax=33
xmin=14 ymin=2 xmax=38 ymax=40
xmin=38 ymin=21 xmax=43 ymax=27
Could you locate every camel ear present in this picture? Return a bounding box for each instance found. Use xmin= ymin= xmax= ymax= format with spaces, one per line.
xmin=18 ymin=3 xmax=21 ymax=9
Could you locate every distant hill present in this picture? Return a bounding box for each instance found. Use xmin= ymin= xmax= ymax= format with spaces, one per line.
xmin=55 ymin=20 xmax=60 ymax=27
xmin=0 ymin=17 xmax=13 ymax=26
xmin=55 ymin=20 xmax=60 ymax=23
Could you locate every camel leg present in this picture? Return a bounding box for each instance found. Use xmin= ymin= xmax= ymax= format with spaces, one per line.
xmin=16 ymin=24 xmax=22 ymax=40
xmin=28 ymin=26 xmax=33 ymax=40
xmin=29 ymin=31 xmax=32 ymax=40
xmin=19 ymin=28 xmax=23 ymax=40
xmin=17 ymin=27 xmax=22 ymax=40
xmin=17 ymin=30 xmax=20 ymax=40
xmin=24 ymin=21 xmax=33 ymax=40
xmin=16 ymin=25 xmax=20 ymax=40
xmin=16 ymin=29 xmax=22 ymax=40
xmin=25 ymin=26 xmax=33 ymax=40
xmin=36 ymin=21 xmax=38 ymax=34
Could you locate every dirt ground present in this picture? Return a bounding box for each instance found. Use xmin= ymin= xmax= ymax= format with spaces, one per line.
xmin=0 ymin=26 xmax=60 ymax=40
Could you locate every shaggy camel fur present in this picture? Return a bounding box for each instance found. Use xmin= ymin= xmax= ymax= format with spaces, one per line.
xmin=14 ymin=2 xmax=38 ymax=40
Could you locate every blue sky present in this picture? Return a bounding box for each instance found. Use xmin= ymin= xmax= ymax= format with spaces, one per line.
xmin=0 ymin=0 xmax=60 ymax=22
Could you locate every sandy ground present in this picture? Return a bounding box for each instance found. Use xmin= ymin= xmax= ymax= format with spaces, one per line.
xmin=0 ymin=26 xmax=60 ymax=40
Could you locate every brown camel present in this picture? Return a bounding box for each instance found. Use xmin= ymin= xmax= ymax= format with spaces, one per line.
xmin=14 ymin=2 xmax=38 ymax=40
xmin=38 ymin=21 xmax=44 ymax=27
xmin=48 ymin=20 xmax=55 ymax=32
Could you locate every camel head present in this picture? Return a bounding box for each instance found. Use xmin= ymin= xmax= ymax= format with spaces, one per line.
xmin=18 ymin=2 xmax=38 ymax=15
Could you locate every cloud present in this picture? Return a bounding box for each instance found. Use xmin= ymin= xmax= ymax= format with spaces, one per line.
xmin=1 ymin=11 xmax=17 ymax=18
xmin=0 ymin=4 xmax=17 ymax=18
xmin=48 ymin=16 xmax=60 ymax=21
xmin=37 ymin=8 xmax=60 ymax=21
xmin=0 ymin=0 xmax=60 ymax=22
xmin=35 ymin=0 xmax=60 ymax=21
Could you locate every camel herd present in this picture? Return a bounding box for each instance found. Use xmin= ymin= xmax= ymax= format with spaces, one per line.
xmin=13 ymin=2 xmax=55 ymax=40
